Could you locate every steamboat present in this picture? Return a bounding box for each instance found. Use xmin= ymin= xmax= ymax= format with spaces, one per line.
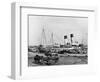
xmin=28 ymin=28 xmax=88 ymax=66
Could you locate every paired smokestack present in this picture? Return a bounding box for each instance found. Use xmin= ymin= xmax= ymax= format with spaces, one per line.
xmin=64 ymin=34 xmax=74 ymax=45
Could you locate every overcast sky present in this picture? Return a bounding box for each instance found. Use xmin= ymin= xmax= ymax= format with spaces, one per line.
xmin=29 ymin=15 xmax=88 ymax=46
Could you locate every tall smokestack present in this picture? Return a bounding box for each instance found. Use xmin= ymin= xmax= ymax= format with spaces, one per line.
xmin=70 ymin=34 xmax=74 ymax=45
xmin=64 ymin=35 xmax=67 ymax=45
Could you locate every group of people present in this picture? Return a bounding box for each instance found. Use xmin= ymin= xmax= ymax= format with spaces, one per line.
xmin=33 ymin=53 xmax=59 ymax=65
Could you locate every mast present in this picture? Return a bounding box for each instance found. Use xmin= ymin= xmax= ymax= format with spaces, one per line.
xmin=41 ymin=28 xmax=47 ymax=46
xmin=51 ymin=32 xmax=54 ymax=46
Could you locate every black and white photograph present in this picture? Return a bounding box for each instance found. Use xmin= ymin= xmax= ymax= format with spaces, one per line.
xmin=28 ymin=15 xmax=88 ymax=66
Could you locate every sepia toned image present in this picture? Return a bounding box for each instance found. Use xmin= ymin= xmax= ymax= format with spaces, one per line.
xmin=28 ymin=15 xmax=88 ymax=66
